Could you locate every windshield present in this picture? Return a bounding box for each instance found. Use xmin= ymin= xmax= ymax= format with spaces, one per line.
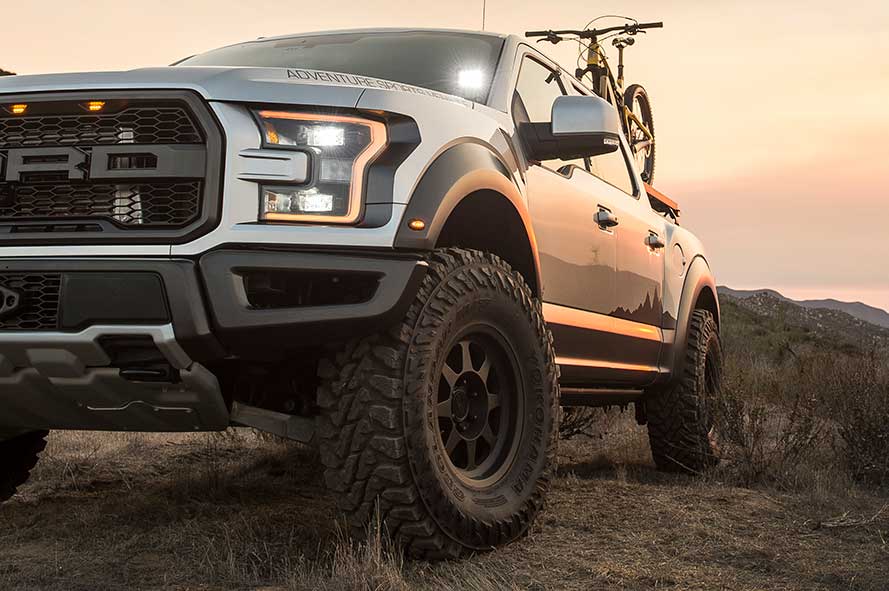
xmin=178 ymin=31 xmax=504 ymax=103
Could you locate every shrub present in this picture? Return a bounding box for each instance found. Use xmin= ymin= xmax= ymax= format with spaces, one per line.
xmin=818 ymin=354 xmax=889 ymax=486
xmin=559 ymin=407 xmax=606 ymax=439
xmin=711 ymin=349 xmax=832 ymax=487
xmin=711 ymin=342 xmax=889 ymax=489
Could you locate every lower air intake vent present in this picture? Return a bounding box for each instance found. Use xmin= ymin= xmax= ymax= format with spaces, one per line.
xmin=0 ymin=273 xmax=61 ymax=331
xmin=243 ymin=270 xmax=381 ymax=310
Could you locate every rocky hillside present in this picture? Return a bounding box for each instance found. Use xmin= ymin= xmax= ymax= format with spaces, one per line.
xmin=720 ymin=286 xmax=889 ymax=329
xmin=719 ymin=288 xmax=889 ymax=358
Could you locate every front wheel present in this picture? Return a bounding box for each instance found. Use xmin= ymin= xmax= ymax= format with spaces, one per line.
xmin=316 ymin=248 xmax=559 ymax=559
xmin=624 ymin=84 xmax=656 ymax=185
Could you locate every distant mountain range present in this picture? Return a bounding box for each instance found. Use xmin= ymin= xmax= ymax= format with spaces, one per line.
xmin=718 ymin=287 xmax=889 ymax=329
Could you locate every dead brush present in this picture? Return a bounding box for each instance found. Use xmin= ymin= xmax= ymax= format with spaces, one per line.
xmin=559 ymin=406 xmax=609 ymax=440
xmin=710 ymin=349 xmax=833 ymax=488
xmin=712 ymin=342 xmax=889 ymax=490
xmin=816 ymin=353 xmax=889 ymax=486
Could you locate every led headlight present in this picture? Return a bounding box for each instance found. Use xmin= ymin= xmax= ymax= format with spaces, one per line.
xmin=255 ymin=110 xmax=387 ymax=223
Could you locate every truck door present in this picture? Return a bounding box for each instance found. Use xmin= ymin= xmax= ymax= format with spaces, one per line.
xmin=516 ymin=57 xmax=616 ymax=317
xmin=591 ymin=143 xmax=665 ymax=369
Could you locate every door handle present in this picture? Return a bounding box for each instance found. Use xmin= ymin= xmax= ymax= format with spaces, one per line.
xmin=645 ymin=233 xmax=666 ymax=249
xmin=594 ymin=209 xmax=619 ymax=228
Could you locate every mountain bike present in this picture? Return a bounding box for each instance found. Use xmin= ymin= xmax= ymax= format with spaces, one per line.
xmin=527 ymin=18 xmax=662 ymax=184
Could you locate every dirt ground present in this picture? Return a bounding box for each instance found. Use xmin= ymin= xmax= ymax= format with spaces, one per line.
xmin=2 ymin=414 xmax=886 ymax=591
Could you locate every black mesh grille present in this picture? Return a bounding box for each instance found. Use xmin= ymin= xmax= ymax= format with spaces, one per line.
xmin=0 ymin=107 xmax=202 ymax=149
xmin=0 ymin=94 xmax=216 ymax=240
xmin=0 ymin=181 xmax=202 ymax=227
xmin=0 ymin=273 xmax=61 ymax=330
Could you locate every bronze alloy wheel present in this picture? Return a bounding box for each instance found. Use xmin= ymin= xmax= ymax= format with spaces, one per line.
xmin=436 ymin=328 xmax=523 ymax=487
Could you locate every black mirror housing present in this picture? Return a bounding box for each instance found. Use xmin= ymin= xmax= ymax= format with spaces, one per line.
xmin=519 ymin=122 xmax=620 ymax=161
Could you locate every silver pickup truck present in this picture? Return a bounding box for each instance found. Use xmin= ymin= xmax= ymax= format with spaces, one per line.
xmin=0 ymin=28 xmax=721 ymax=558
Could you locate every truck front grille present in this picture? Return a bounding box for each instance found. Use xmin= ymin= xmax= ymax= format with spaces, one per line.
xmin=0 ymin=106 xmax=201 ymax=149
xmin=0 ymin=91 xmax=222 ymax=244
xmin=1 ymin=181 xmax=201 ymax=227
xmin=0 ymin=273 xmax=61 ymax=331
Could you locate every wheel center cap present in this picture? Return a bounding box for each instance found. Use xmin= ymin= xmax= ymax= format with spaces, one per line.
xmin=452 ymin=386 xmax=470 ymax=422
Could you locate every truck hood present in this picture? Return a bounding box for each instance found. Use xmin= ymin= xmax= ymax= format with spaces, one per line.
xmin=0 ymin=66 xmax=473 ymax=109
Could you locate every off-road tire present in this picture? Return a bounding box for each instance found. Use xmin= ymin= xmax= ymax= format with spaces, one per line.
xmin=316 ymin=248 xmax=559 ymax=559
xmin=646 ymin=309 xmax=721 ymax=473
xmin=0 ymin=430 xmax=48 ymax=502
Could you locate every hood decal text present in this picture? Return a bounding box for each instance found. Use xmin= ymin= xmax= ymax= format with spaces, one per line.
xmin=286 ymin=69 xmax=471 ymax=106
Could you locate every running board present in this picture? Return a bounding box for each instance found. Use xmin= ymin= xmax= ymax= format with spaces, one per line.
xmin=230 ymin=402 xmax=315 ymax=443
xmin=560 ymin=387 xmax=644 ymax=407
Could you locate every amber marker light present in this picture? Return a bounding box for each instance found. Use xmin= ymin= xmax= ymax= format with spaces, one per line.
xmin=263 ymin=121 xmax=279 ymax=144
xmin=85 ymin=101 xmax=106 ymax=112
xmin=10 ymin=104 xmax=27 ymax=115
xmin=408 ymin=219 xmax=426 ymax=231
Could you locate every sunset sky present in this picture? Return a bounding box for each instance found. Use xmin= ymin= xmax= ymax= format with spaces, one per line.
xmin=3 ymin=0 xmax=888 ymax=310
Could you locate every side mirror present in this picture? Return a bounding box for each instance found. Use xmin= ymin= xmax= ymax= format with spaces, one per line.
xmin=520 ymin=95 xmax=622 ymax=162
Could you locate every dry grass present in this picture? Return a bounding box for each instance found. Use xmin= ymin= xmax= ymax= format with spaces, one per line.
xmin=2 ymin=419 xmax=886 ymax=591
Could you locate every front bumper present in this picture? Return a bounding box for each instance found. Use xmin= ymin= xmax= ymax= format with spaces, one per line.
xmin=0 ymin=324 xmax=227 ymax=432
xmin=0 ymin=249 xmax=427 ymax=432
xmin=199 ymin=249 xmax=428 ymax=358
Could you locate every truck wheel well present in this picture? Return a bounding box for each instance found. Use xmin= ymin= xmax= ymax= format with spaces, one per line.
xmin=695 ymin=286 xmax=719 ymax=327
xmin=436 ymin=190 xmax=539 ymax=296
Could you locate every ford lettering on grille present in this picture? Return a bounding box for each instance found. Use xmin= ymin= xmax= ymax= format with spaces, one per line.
xmin=0 ymin=92 xmax=219 ymax=244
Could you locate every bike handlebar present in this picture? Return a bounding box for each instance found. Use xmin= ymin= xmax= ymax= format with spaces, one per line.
xmin=526 ymin=21 xmax=663 ymax=41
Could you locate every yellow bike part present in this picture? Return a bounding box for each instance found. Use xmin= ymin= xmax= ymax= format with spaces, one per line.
xmin=623 ymin=106 xmax=654 ymax=141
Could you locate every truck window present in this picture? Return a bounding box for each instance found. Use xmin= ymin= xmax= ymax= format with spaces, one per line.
xmin=178 ymin=32 xmax=504 ymax=103
xmin=513 ymin=57 xmax=585 ymax=173
xmin=514 ymin=58 xmax=564 ymax=122
xmin=561 ymin=78 xmax=636 ymax=195
xmin=588 ymin=145 xmax=636 ymax=196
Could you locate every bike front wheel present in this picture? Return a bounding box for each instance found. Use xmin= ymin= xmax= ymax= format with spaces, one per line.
xmin=624 ymin=84 xmax=656 ymax=184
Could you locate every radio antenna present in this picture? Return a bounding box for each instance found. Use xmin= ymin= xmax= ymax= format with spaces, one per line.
xmin=482 ymin=0 xmax=487 ymax=30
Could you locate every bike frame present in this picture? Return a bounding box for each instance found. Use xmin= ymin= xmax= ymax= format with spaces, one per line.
xmin=581 ymin=37 xmax=653 ymax=146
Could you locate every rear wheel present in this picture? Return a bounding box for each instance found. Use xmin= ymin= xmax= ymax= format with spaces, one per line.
xmin=646 ymin=310 xmax=721 ymax=472
xmin=624 ymin=84 xmax=656 ymax=184
xmin=0 ymin=430 xmax=48 ymax=502
xmin=316 ymin=248 xmax=559 ymax=558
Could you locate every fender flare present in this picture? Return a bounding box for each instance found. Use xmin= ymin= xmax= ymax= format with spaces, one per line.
xmin=394 ymin=141 xmax=542 ymax=292
xmin=664 ymin=255 xmax=720 ymax=381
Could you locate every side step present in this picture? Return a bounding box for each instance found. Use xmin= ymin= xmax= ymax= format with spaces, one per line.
xmin=230 ymin=402 xmax=315 ymax=444
xmin=560 ymin=387 xmax=644 ymax=407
